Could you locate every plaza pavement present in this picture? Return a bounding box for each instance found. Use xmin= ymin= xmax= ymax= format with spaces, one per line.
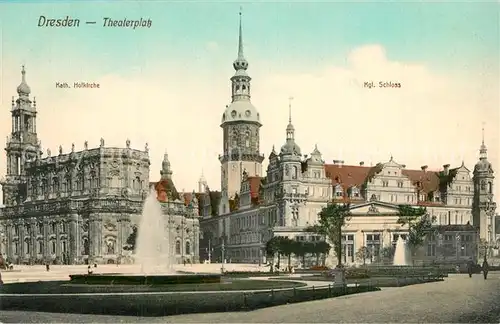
xmin=0 ymin=263 xmax=270 ymax=284
xmin=1 ymin=265 xmax=499 ymax=323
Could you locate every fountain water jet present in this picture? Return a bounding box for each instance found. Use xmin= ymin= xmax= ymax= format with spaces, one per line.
xmin=134 ymin=189 xmax=175 ymax=274
xmin=393 ymin=236 xmax=409 ymax=266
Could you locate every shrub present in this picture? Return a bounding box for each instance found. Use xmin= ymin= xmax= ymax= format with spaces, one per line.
xmin=310 ymin=265 xmax=329 ymax=271
xmin=345 ymin=268 xmax=370 ymax=279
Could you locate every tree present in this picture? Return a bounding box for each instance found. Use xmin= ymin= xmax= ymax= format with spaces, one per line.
xmin=294 ymin=241 xmax=307 ymax=267
xmin=280 ymin=237 xmax=296 ymax=271
xmin=265 ymin=236 xmax=282 ymax=272
xmin=356 ymin=246 xmax=371 ymax=265
xmin=123 ymin=226 xmax=138 ymax=251
xmin=306 ymin=202 xmax=351 ymax=267
xmin=397 ymin=205 xmax=436 ymax=261
xmin=380 ymin=246 xmax=395 ymax=263
xmin=315 ymin=241 xmax=331 ymax=266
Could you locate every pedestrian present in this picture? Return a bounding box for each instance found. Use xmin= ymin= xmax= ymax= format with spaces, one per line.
xmin=87 ymin=265 xmax=93 ymax=274
xmin=466 ymin=259 xmax=474 ymax=278
xmin=45 ymin=263 xmax=50 ymax=272
xmin=482 ymin=258 xmax=489 ymax=280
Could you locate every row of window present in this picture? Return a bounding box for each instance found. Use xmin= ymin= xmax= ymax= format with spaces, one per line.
xmin=28 ymin=176 xmax=144 ymax=196
xmin=14 ymin=240 xmax=67 ymax=255
xmin=12 ymin=222 xmax=68 ymax=236
xmin=294 ymin=235 xmax=322 ymax=242
xmin=426 ymin=242 xmax=473 ymax=257
xmin=230 ymin=232 xmax=261 ymax=245
xmin=437 ymin=212 xmax=470 ymax=225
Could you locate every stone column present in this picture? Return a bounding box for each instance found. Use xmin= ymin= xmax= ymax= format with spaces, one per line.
xmin=69 ymin=213 xmax=79 ymax=264
xmin=19 ymin=223 xmax=25 ymax=261
xmin=193 ymin=221 xmax=199 ymax=263
xmin=90 ymin=214 xmax=103 ymax=262
xmin=5 ymin=223 xmax=12 ymax=260
xmin=117 ymin=218 xmax=123 ymax=256
xmin=43 ymin=219 xmax=50 ymax=260
xmin=55 ymin=219 xmax=61 ymax=262
xmin=30 ymin=219 xmax=36 ymax=262
xmin=89 ymin=215 xmax=98 ymax=261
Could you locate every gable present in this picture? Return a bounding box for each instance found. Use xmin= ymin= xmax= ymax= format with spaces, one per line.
xmin=349 ymin=202 xmax=401 ymax=216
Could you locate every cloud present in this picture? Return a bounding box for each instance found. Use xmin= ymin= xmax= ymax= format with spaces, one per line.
xmin=0 ymin=44 xmax=498 ymax=202
xmin=206 ymin=41 xmax=219 ymax=52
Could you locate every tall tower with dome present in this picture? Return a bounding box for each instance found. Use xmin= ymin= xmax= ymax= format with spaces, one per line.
xmin=472 ymin=127 xmax=496 ymax=254
xmin=1 ymin=66 xmax=41 ymax=206
xmin=218 ymin=11 xmax=264 ymax=214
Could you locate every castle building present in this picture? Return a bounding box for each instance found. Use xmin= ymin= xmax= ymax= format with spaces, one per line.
xmin=199 ymin=15 xmax=497 ymax=265
xmin=0 ymin=67 xmax=200 ymax=265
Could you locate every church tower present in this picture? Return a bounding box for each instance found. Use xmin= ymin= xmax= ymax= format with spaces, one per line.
xmin=472 ymin=126 xmax=496 ymax=251
xmin=219 ymin=11 xmax=263 ymax=213
xmin=1 ymin=66 xmax=40 ymax=206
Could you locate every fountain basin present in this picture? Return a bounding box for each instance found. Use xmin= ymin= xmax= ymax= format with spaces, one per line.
xmin=69 ymin=273 xmax=221 ymax=285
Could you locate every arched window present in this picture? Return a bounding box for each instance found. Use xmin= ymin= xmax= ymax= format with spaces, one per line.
xmin=134 ymin=176 xmax=142 ymax=190
xmin=38 ymin=240 xmax=43 ymax=254
xmin=292 ymin=166 xmax=298 ymax=179
xmin=185 ymin=241 xmax=191 ymax=255
xmin=83 ymin=238 xmax=90 ymax=255
xmin=488 ymin=182 xmax=493 ymax=194
xmin=66 ymin=176 xmax=72 ymax=192
xmin=175 ymin=241 xmax=181 ymax=254
xmin=231 ymin=132 xmax=238 ymax=148
xmin=24 ymin=239 xmax=30 ymax=254
xmin=41 ymin=179 xmax=47 ymax=194
xmin=51 ymin=240 xmax=56 ymax=254
xmin=245 ymin=132 xmax=250 ymax=147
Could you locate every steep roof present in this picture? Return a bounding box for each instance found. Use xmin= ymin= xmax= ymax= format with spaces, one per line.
xmin=325 ymin=164 xmax=372 ymax=190
xmin=247 ymin=176 xmax=261 ymax=199
xmin=401 ymin=169 xmax=440 ymax=194
xmin=154 ymin=179 xmax=180 ymax=202
xmin=150 ymin=181 xmax=221 ymax=217
xmin=324 ymin=163 xmax=443 ymax=195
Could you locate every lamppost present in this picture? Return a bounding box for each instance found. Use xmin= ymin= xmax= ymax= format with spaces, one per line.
xmin=207 ymin=238 xmax=213 ymax=263
xmin=221 ymin=237 xmax=225 ymax=273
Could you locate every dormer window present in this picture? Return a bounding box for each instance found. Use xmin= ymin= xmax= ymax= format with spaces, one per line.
xmin=335 ymin=185 xmax=343 ymax=197
xmin=349 ymin=186 xmax=360 ymax=198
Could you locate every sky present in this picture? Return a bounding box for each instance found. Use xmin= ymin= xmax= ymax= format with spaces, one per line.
xmin=0 ymin=1 xmax=499 ymax=201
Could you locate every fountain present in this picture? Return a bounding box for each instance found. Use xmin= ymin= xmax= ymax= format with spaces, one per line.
xmin=134 ymin=189 xmax=173 ymax=274
xmin=393 ymin=236 xmax=409 ymax=266
xmin=68 ymin=189 xmax=220 ymax=285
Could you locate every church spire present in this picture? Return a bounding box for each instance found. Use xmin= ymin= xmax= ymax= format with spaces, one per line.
xmin=233 ymin=8 xmax=248 ymax=72
xmin=480 ymin=123 xmax=488 ymax=160
xmin=17 ymin=65 xmax=31 ymax=98
xmin=286 ymin=96 xmax=295 ymax=140
xmin=160 ymin=150 xmax=173 ymax=179
xmin=230 ymin=9 xmax=251 ymax=103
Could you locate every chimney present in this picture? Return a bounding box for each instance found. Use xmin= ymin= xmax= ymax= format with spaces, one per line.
xmin=421 ymin=165 xmax=428 ymax=172
xmin=443 ymin=164 xmax=450 ymax=175
xmin=359 ymin=161 xmax=364 ymax=166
